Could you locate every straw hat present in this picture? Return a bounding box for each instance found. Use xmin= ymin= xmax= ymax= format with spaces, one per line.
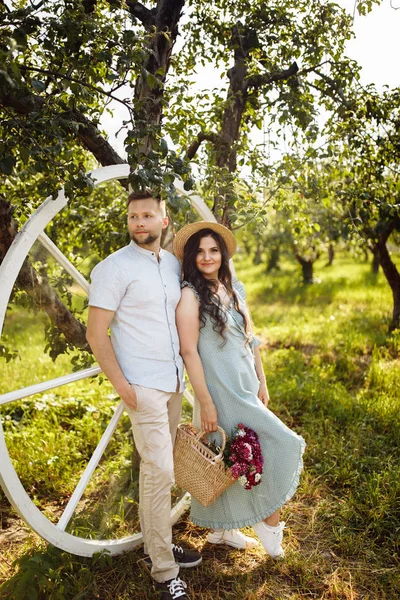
xmin=173 ymin=221 xmax=237 ymax=261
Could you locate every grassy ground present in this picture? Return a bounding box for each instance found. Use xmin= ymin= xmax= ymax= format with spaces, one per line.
xmin=0 ymin=251 xmax=399 ymax=599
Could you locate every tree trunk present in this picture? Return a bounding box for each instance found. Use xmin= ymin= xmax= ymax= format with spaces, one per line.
xmin=266 ymin=246 xmax=280 ymax=272
xmin=371 ymin=247 xmax=380 ymax=274
xmin=326 ymin=243 xmax=334 ymax=267
xmin=133 ymin=0 xmax=185 ymax=157
xmin=294 ymin=252 xmax=316 ymax=284
xmin=0 ymin=200 xmax=90 ymax=352
xmin=185 ymin=24 xmax=298 ymax=227
xmin=212 ymin=25 xmax=252 ymax=226
xmin=375 ymin=226 xmax=400 ymax=331
xmin=301 ymin=261 xmax=314 ymax=284
xmin=391 ymin=286 xmax=400 ymax=332
xmin=242 ymin=238 xmax=251 ymax=255
xmin=253 ymin=242 xmax=262 ymax=265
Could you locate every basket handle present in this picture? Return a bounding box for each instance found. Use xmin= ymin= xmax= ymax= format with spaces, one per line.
xmin=194 ymin=426 xmax=227 ymax=460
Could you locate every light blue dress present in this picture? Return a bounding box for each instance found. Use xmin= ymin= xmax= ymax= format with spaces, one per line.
xmin=182 ymin=279 xmax=306 ymax=529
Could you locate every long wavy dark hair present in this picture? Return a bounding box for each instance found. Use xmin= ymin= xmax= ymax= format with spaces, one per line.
xmin=182 ymin=228 xmax=249 ymax=341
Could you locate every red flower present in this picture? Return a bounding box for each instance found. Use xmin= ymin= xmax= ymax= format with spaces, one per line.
xmin=223 ymin=424 xmax=264 ymax=490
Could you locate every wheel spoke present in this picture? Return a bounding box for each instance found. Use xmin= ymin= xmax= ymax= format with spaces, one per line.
xmin=183 ymin=389 xmax=194 ymax=407
xmin=57 ymin=401 xmax=125 ymax=532
xmin=0 ymin=366 xmax=101 ymax=405
xmin=38 ymin=232 xmax=90 ymax=294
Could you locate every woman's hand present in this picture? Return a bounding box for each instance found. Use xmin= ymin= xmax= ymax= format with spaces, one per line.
xmin=258 ymin=382 xmax=270 ymax=407
xmin=201 ymin=401 xmax=218 ymax=432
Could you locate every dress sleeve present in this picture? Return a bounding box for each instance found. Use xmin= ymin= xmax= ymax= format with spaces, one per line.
xmin=181 ymin=281 xmax=201 ymax=303
xmin=232 ymin=276 xmax=247 ymax=301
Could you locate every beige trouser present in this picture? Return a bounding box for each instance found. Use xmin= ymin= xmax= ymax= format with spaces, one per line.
xmin=124 ymin=385 xmax=183 ymax=583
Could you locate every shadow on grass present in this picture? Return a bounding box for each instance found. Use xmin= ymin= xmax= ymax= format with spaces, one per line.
xmin=0 ymin=542 xmax=154 ymax=600
xmin=247 ymin=257 xmax=391 ymax=309
xmin=66 ymin=462 xmax=187 ymax=543
xmin=2 ymin=493 xmax=399 ymax=600
xmin=253 ymin=270 xmax=350 ymax=307
xmin=1 ymin=514 xmax=383 ymax=600
xmin=65 ymin=459 xmax=141 ymax=541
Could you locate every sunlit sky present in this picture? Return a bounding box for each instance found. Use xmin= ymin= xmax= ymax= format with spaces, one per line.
xmin=338 ymin=0 xmax=399 ymax=88
xmin=101 ymin=0 xmax=400 ymax=159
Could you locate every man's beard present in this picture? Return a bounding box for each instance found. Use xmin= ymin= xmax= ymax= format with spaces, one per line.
xmin=130 ymin=231 xmax=159 ymax=246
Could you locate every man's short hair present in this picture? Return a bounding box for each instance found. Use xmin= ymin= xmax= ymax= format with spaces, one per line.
xmin=126 ymin=189 xmax=166 ymax=217
xmin=126 ymin=189 xmax=160 ymax=207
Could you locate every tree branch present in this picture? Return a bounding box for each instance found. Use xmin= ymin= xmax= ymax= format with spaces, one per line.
xmin=126 ymin=1 xmax=157 ymax=29
xmin=132 ymin=0 xmax=185 ymax=155
xmin=0 ymin=89 xmax=126 ymax=166
xmin=21 ymin=66 xmax=131 ymax=111
xmin=308 ymin=80 xmax=352 ymax=112
xmin=310 ymin=68 xmax=354 ymax=110
xmin=186 ymin=131 xmax=219 ymax=160
xmin=247 ymin=61 xmax=299 ymax=90
xmin=0 ymin=89 xmax=45 ymax=115
xmin=155 ymin=0 xmax=185 ymax=31
xmin=68 ymin=109 xmax=127 ymax=166
xmin=0 ymin=0 xmax=11 ymax=12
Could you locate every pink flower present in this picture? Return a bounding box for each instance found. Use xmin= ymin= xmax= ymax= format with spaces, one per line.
xmin=224 ymin=423 xmax=263 ymax=490
xmin=242 ymin=442 xmax=253 ymax=461
xmin=230 ymin=463 xmax=242 ymax=479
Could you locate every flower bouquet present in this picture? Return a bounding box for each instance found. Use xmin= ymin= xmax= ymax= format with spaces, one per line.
xmin=199 ymin=422 xmax=264 ymax=491
xmin=224 ymin=423 xmax=264 ymax=490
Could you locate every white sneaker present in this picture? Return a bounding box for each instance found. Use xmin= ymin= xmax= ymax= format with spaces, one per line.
xmin=252 ymin=521 xmax=285 ymax=558
xmin=207 ymin=528 xmax=259 ymax=549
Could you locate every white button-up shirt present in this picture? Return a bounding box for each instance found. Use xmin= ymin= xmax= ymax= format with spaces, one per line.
xmin=89 ymin=241 xmax=184 ymax=393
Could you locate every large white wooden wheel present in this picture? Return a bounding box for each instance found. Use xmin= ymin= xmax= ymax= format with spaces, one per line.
xmin=0 ymin=164 xmax=216 ymax=557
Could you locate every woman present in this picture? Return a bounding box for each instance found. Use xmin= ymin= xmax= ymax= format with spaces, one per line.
xmin=174 ymin=222 xmax=305 ymax=558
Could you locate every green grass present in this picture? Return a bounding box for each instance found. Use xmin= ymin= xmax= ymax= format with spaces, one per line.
xmin=1 ymin=251 xmax=399 ymax=599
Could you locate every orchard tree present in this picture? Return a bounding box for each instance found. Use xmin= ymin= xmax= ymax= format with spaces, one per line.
xmin=0 ymin=0 xmax=376 ymax=357
xmin=267 ymin=154 xmax=348 ymax=283
xmin=326 ymin=86 xmax=400 ymax=330
xmin=1 ymin=0 xmax=363 ymax=213
xmin=169 ymin=0 xmax=363 ymax=226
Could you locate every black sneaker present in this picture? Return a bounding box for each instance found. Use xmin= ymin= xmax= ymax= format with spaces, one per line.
xmin=155 ymin=577 xmax=188 ymax=599
xmin=172 ymin=543 xmax=202 ymax=568
xmin=144 ymin=543 xmax=202 ymax=569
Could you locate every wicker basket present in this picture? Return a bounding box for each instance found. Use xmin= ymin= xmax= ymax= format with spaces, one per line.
xmin=173 ymin=424 xmax=235 ymax=507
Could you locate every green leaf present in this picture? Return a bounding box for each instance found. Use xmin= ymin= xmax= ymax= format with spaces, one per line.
xmin=26 ymin=587 xmax=38 ymax=600
xmin=31 ymin=79 xmax=46 ymax=92
xmin=159 ymin=138 xmax=168 ymax=157
xmin=146 ymin=73 xmax=159 ymax=91
xmin=0 ymin=156 xmax=16 ymax=175
xmin=183 ymin=178 xmax=194 ymax=191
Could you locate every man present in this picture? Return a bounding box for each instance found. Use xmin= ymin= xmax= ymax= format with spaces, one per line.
xmin=86 ymin=190 xmax=201 ymax=600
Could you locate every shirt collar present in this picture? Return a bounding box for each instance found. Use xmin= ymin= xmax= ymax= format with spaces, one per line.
xmin=129 ymin=240 xmax=164 ymax=261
